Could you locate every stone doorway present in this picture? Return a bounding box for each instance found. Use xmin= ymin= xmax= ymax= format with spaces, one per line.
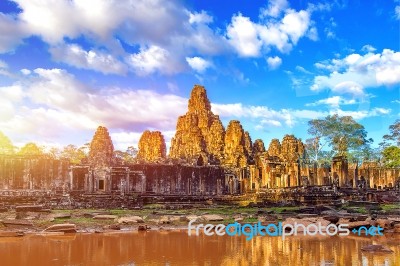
xmin=99 ymin=179 xmax=105 ymax=190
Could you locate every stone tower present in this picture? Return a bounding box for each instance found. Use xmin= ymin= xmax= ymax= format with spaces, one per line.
xmin=169 ymin=85 xmax=225 ymax=165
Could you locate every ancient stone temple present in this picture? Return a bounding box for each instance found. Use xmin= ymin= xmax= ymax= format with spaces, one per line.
xmin=280 ymin=135 xmax=305 ymax=162
xmin=267 ymin=139 xmax=281 ymax=157
xmin=169 ymin=85 xmax=225 ymax=165
xmin=223 ymin=120 xmax=251 ymax=168
xmin=1 ymin=85 xmax=399 ymax=201
xmin=252 ymin=139 xmax=266 ymax=155
xmin=257 ymin=135 xmax=307 ymax=188
xmin=88 ymin=126 xmax=114 ymax=167
xmin=137 ymin=130 xmax=166 ymax=162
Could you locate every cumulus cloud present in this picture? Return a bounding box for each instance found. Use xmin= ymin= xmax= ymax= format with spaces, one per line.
xmin=211 ymin=100 xmax=390 ymax=131
xmin=127 ymin=45 xmax=183 ymax=76
xmin=189 ymin=11 xmax=213 ymax=24
xmin=0 ymin=13 xmax=28 ymax=53
xmin=211 ymin=102 xmax=325 ymax=127
xmin=3 ymin=0 xmax=227 ymax=76
xmin=267 ymin=56 xmax=282 ymax=70
xmin=0 ymin=59 xmax=12 ymax=77
xmin=226 ymin=14 xmax=261 ymax=57
xmin=0 ymin=68 xmax=188 ymax=148
xmin=260 ymin=0 xmax=288 ymax=18
xmin=186 ymin=57 xmax=212 ymax=73
xmin=50 ymin=43 xmax=127 ymax=75
xmin=2 ymin=0 xmax=324 ymax=76
xmin=226 ymin=0 xmax=319 ymax=57
xmin=311 ymin=48 xmax=400 ymax=97
xmin=260 ymin=119 xmax=282 ymax=127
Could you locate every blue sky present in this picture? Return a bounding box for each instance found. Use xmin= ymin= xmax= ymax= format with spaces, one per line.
xmin=0 ymin=0 xmax=399 ymax=151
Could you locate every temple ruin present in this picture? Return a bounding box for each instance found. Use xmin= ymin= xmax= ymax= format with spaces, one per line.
xmin=0 ymin=85 xmax=399 ymax=204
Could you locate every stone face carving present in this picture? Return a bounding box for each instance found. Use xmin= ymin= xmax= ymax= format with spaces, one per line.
xmin=223 ymin=120 xmax=249 ymax=168
xmin=266 ymin=135 xmax=305 ymax=162
xmin=267 ymin=139 xmax=281 ymax=157
xmin=244 ymin=131 xmax=253 ymax=157
xmin=281 ymin=134 xmax=305 ymax=163
xmin=252 ymin=139 xmax=266 ymax=155
xmin=207 ymin=118 xmax=225 ymax=163
xmin=169 ymin=85 xmax=225 ymax=165
xmin=137 ymin=130 xmax=166 ymax=162
xmin=88 ymin=126 xmax=114 ymax=167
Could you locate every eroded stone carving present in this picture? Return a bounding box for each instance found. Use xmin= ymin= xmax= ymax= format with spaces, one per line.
xmin=137 ymin=131 xmax=166 ymax=162
xmin=88 ymin=126 xmax=114 ymax=167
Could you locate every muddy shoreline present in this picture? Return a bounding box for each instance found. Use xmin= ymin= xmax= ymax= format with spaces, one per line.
xmin=1 ymin=202 xmax=399 ymax=236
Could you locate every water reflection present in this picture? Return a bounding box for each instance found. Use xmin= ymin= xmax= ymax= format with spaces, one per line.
xmin=0 ymin=231 xmax=398 ymax=265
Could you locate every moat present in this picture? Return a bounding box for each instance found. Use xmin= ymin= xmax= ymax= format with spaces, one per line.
xmin=0 ymin=231 xmax=399 ymax=266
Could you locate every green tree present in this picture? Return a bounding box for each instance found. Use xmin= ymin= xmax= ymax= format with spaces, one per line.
xmin=60 ymin=144 xmax=86 ymax=164
xmin=381 ymin=146 xmax=400 ymax=167
xmin=307 ymin=114 xmax=372 ymax=160
xmin=383 ymin=119 xmax=400 ymax=146
xmin=48 ymin=146 xmax=61 ymax=159
xmin=305 ymin=137 xmax=334 ymax=166
xmin=0 ymin=131 xmax=15 ymax=154
xmin=18 ymin=143 xmax=43 ymax=156
xmin=113 ymin=147 xmax=137 ymax=165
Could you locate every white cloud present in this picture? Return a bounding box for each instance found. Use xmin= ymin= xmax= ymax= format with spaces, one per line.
xmin=279 ymin=10 xmax=311 ymax=44
xmin=311 ymin=48 xmax=400 ymax=96
xmin=5 ymin=0 xmax=227 ymax=76
xmin=0 ymin=59 xmax=7 ymax=69
xmin=295 ymin=65 xmax=312 ymax=74
xmin=332 ymin=81 xmax=364 ymax=97
xmin=211 ymin=100 xmax=390 ymax=130
xmin=186 ymin=57 xmax=212 ymax=73
xmin=260 ymin=119 xmax=282 ymax=127
xmin=332 ymin=108 xmax=391 ymax=120
xmin=362 ymin=44 xmax=376 ymax=53
xmin=267 ymin=56 xmax=282 ymax=70
xmin=50 ymin=43 xmax=127 ymax=75
xmin=323 ymin=17 xmax=336 ymax=39
xmin=0 ymin=59 xmax=12 ymax=77
xmin=20 ymin=69 xmax=31 ymax=75
xmin=260 ymin=0 xmax=288 ymax=18
xmin=0 ymin=13 xmax=27 ymax=53
xmin=0 ymin=68 xmax=188 ymax=148
xmin=189 ymin=11 xmax=213 ymax=24
xmin=211 ymin=102 xmax=325 ymax=127
xmin=396 ymin=6 xmax=400 ymax=20
xmin=0 ymin=85 xmax=24 ymax=121
xmin=226 ymin=14 xmax=261 ymax=57
xmin=2 ymin=0 xmax=321 ymax=77
xmin=306 ymin=96 xmax=356 ymax=108
xmin=227 ymin=1 xmax=316 ymax=57
xmin=127 ymin=45 xmax=180 ymax=76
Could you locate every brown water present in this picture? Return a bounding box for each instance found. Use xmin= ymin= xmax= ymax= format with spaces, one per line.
xmin=0 ymin=231 xmax=399 ymax=266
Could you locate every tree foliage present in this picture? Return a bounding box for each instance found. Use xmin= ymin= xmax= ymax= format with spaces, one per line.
xmin=113 ymin=146 xmax=137 ymax=165
xmin=307 ymin=114 xmax=372 ymax=161
xmin=60 ymin=144 xmax=86 ymax=164
xmin=0 ymin=131 xmax=15 ymax=154
xmin=382 ymin=146 xmax=400 ymax=167
xmin=383 ymin=119 xmax=400 ymax=146
xmin=18 ymin=143 xmax=43 ymax=156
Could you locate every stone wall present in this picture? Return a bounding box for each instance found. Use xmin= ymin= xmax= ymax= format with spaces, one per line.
xmin=70 ymin=164 xmax=226 ymax=195
xmin=0 ymin=155 xmax=69 ymax=190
